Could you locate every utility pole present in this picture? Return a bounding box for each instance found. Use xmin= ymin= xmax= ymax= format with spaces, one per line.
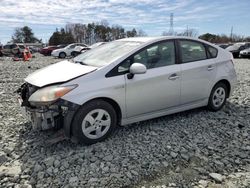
xmin=230 ymin=26 xmax=233 ymax=42
xmin=169 ymin=13 xmax=174 ymax=36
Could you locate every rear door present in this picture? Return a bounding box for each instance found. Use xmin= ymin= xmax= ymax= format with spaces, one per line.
xmin=178 ymin=40 xmax=217 ymax=105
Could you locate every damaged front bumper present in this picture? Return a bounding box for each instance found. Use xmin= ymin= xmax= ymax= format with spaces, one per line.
xmin=17 ymin=83 xmax=79 ymax=137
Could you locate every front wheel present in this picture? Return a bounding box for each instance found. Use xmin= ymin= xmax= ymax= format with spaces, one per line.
xmin=59 ymin=52 xmax=66 ymax=58
xmin=71 ymin=100 xmax=117 ymax=144
xmin=207 ymin=82 xmax=228 ymax=111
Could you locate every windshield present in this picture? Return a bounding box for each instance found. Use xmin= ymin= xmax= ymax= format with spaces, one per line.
xmin=65 ymin=44 xmax=75 ymax=49
xmin=89 ymin=42 xmax=104 ymax=49
xmin=73 ymin=41 xmax=142 ymax=67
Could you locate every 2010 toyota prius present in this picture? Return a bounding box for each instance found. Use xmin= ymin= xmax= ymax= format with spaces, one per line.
xmin=17 ymin=37 xmax=237 ymax=144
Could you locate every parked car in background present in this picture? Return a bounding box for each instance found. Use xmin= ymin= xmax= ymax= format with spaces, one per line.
xmin=239 ymin=47 xmax=250 ymax=58
xmin=0 ymin=45 xmax=3 ymax=57
xmin=40 ymin=45 xmax=66 ymax=56
xmin=51 ymin=43 xmax=88 ymax=58
xmin=29 ymin=46 xmax=40 ymax=54
xmin=217 ymin=43 xmax=233 ymax=49
xmin=1 ymin=43 xmax=26 ymax=57
xmin=226 ymin=42 xmax=250 ymax=58
xmin=18 ymin=36 xmax=236 ymax=144
xmin=71 ymin=42 xmax=106 ymax=57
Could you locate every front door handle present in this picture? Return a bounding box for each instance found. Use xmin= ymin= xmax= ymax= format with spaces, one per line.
xmin=207 ymin=65 xmax=214 ymax=71
xmin=168 ymin=73 xmax=180 ymax=80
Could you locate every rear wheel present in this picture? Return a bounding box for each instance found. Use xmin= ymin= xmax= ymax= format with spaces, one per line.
xmin=71 ymin=100 xmax=117 ymax=144
xmin=207 ymin=82 xmax=228 ymax=111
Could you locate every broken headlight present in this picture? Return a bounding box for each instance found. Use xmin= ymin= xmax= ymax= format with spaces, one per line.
xmin=28 ymin=84 xmax=78 ymax=106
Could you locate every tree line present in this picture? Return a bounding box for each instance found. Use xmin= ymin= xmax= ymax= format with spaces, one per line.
xmin=199 ymin=33 xmax=250 ymax=43
xmin=11 ymin=23 xmax=250 ymax=45
xmin=49 ymin=20 xmax=146 ymax=45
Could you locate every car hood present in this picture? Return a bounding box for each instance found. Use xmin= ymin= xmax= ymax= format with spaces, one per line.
xmin=25 ymin=60 xmax=97 ymax=87
xmin=226 ymin=44 xmax=241 ymax=51
xmin=52 ymin=49 xmax=61 ymax=53
xmin=240 ymin=48 xmax=250 ymax=53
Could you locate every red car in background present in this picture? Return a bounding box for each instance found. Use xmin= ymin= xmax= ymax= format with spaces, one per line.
xmin=40 ymin=45 xmax=66 ymax=56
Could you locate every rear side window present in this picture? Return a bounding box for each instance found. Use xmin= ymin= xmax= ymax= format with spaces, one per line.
xmin=207 ymin=46 xmax=218 ymax=58
xmin=179 ymin=40 xmax=207 ymax=63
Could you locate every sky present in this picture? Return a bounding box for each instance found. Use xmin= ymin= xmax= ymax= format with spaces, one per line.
xmin=0 ymin=0 xmax=250 ymax=44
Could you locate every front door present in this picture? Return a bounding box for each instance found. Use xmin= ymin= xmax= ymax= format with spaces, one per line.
xmin=121 ymin=41 xmax=181 ymax=117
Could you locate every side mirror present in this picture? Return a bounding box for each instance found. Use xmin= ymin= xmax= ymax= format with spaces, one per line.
xmin=127 ymin=63 xmax=147 ymax=79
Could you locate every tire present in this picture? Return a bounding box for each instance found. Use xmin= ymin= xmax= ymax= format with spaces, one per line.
xmin=71 ymin=100 xmax=117 ymax=145
xmin=59 ymin=52 xmax=66 ymax=58
xmin=207 ymin=82 xmax=228 ymax=111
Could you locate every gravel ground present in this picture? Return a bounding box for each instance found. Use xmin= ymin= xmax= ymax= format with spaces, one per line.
xmin=0 ymin=54 xmax=249 ymax=188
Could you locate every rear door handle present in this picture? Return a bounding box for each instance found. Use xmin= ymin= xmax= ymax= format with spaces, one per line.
xmin=207 ymin=65 xmax=214 ymax=71
xmin=168 ymin=73 xmax=180 ymax=80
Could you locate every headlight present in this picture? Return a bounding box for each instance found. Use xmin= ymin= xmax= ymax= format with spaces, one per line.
xmin=28 ymin=84 xmax=77 ymax=105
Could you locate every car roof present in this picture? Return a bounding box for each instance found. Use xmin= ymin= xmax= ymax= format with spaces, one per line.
xmin=117 ymin=36 xmax=206 ymax=43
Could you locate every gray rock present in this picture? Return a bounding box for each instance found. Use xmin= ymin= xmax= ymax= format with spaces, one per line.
xmin=131 ymin=170 xmax=139 ymax=176
xmin=102 ymin=166 xmax=109 ymax=173
xmin=37 ymin=172 xmax=45 ymax=179
xmin=3 ymin=146 xmax=14 ymax=155
xmin=162 ymin=161 xmax=169 ymax=167
xmin=209 ymin=173 xmax=224 ymax=183
xmin=0 ymin=151 xmax=8 ymax=164
xmin=69 ymin=176 xmax=79 ymax=186
xmin=46 ymin=167 xmax=54 ymax=176
xmin=53 ymin=159 xmax=60 ymax=168
xmin=181 ymin=153 xmax=189 ymax=161
xmin=0 ymin=165 xmax=21 ymax=177
xmin=33 ymin=164 xmax=42 ymax=172
xmin=43 ymin=156 xmax=54 ymax=167
xmin=103 ymin=155 xmax=113 ymax=161
xmin=88 ymin=177 xmax=98 ymax=183
xmin=170 ymin=151 xmax=178 ymax=158
xmin=126 ymin=171 xmax=133 ymax=179
xmin=62 ymin=161 xmax=69 ymax=169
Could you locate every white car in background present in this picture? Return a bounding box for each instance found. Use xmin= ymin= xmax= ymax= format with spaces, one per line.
xmin=71 ymin=42 xmax=106 ymax=57
xmin=239 ymin=47 xmax=250 ymax=58
xmin=51 ymin=43 xmax=87 ymax=58
xmin=18 ymin=36 xmax=237 ymax=144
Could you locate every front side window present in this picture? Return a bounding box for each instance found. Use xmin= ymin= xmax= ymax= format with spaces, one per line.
xmin=118 ymin=41 xmax=175 ymax=72
xmin=180 ymin=40 xmax=207 ymax=63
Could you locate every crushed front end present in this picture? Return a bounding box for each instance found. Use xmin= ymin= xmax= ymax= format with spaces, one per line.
xmin=16 ymin=83 xmax=79 ymax=136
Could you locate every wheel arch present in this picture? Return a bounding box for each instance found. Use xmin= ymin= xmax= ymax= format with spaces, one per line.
xmin=91 ymin=97 xmax=122 ymax=124
xmin=67 ymin=97 xmax=122 ymax=139
xmin=213 ymin=79 xmax=231 ymax=98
